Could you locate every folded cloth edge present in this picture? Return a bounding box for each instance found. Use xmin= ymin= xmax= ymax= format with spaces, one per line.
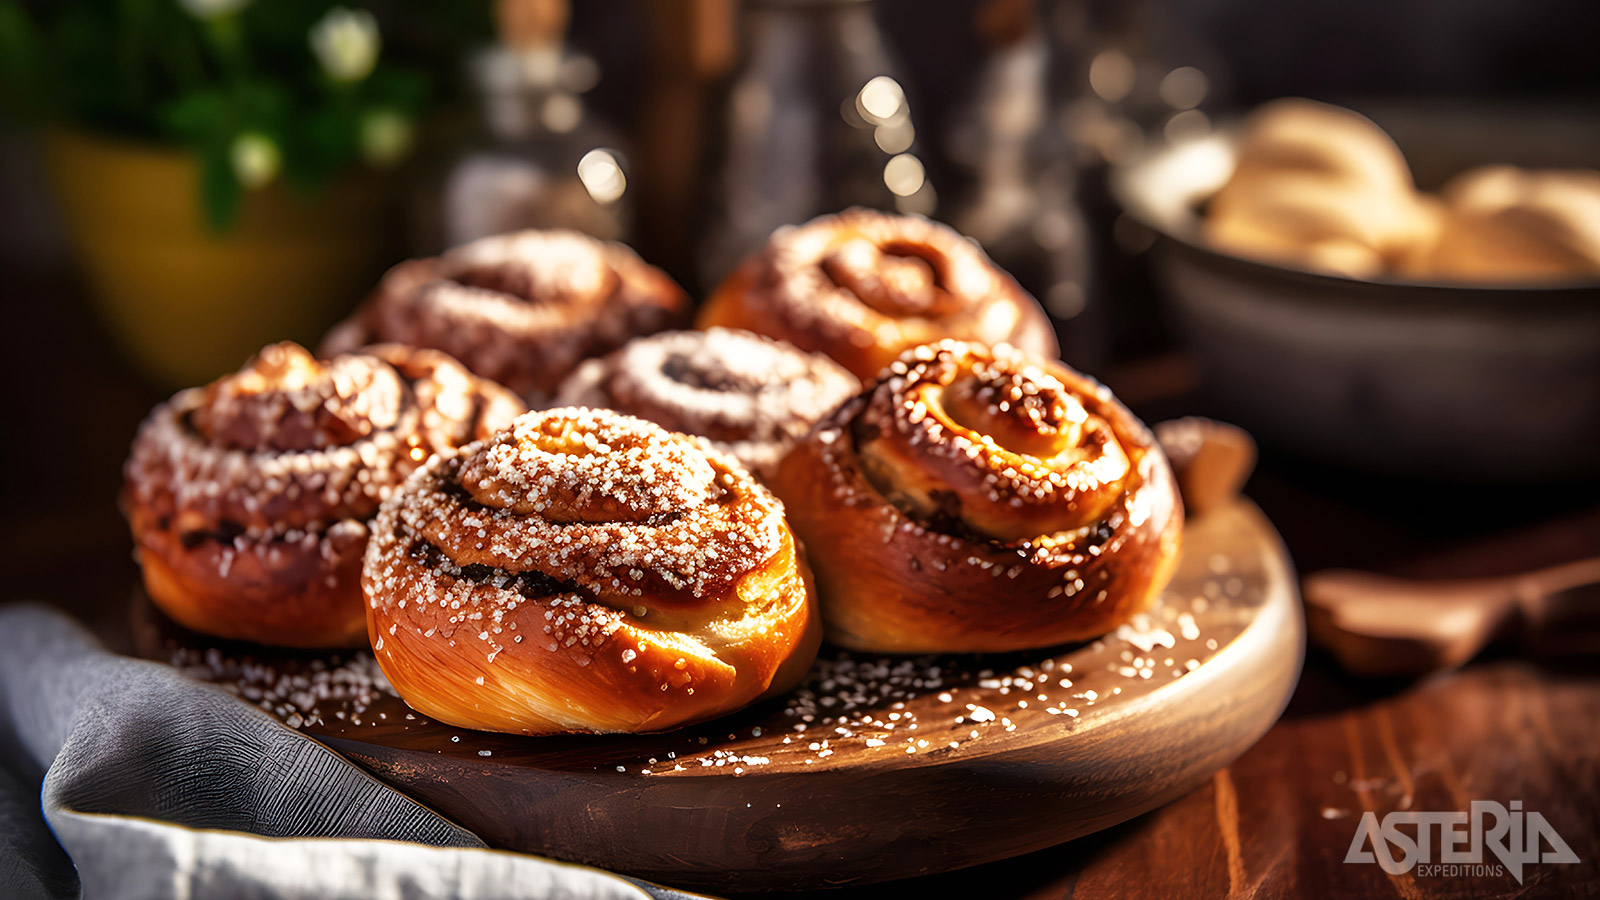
xmin=0 ymin=602 xmax=713 ymax=900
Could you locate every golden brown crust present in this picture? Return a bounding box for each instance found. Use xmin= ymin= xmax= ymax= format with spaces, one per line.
xmin=362 ymin=408 xmax=820 ymax=735
xmin=696 ymin=209 xmax=1058 ymax=379
xmin=121 ymin=342 xmax=525 ymax=648
xmin=323 ymin=229 xmax=691 ymax=402
xmin=554 ymin=328 xmax=860 ymax=478
xmin=768 ymin=341 xmax=1183 ymax=653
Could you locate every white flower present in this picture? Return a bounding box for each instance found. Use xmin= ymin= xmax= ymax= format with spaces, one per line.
xmin=178 ymin=0 xmax=252 ymax=19
xmin=230 ymin=132 xmax=281 ymax=189
xmin=360 ymin=109 xmax=414 ymax=167
xmin=577 ymin=148 xmax=627 ymax=204
xmin=310 ymin=7 xmax=380 ymax=84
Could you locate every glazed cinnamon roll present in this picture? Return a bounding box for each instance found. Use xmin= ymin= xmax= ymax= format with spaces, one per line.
xmin=769 ymin=341 xmax=1183 ymax=653
xmin=554 ymin=328 xmax=860 ymax=477
xmin=697 ymin=209 xmax=1058 ymax=379
xmin=323 ymin=229 xmax=691 ymax=402
xmin=363 ymin=408 xmax=820 ymax=735
xmin=122 ymin=342 xmax=524 ymax=648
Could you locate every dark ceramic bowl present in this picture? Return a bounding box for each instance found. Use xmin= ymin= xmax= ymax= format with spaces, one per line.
xmin=1111 ymin=102 xmax=1600 ymax=481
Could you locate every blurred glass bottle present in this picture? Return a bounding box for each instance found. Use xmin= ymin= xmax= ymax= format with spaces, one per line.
xmin=1046 ymin=0 xmax=1224 ymax=360
xmin=698 ymin=0 xmax=936 ymax=285
xmin=1051 ymin=0 xmax=1222 ymax=170
xmin=946 ymin=0 xmax=1100 ymax=370
xmin=412 ymin=0 xmax=631 ymax=252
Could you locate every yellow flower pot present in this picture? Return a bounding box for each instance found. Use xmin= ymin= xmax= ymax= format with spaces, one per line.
xmin=43 ymin=129 xmax=400 ymax=387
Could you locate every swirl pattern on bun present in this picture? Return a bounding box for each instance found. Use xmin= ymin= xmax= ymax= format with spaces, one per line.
xmin=769 ymin=341 xmax=1182 ymax=653
xmin=697 ymin=209 xmax=1058 ymax=379
xmin=363 ymin=408 xmax=820 ymax=734
xmin=323 ymin=229 xmax=691 ymax=402
xmin=122 ymin=342 xmax=525 ymax=647
xmin=555 ymin=328 xmax=860 ymax=477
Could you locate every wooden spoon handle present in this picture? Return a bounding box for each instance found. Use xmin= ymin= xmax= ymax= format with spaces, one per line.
xmin=1303 ymin=556 xmax=1600 ymax=678
xmin=1307 ymin=556 xmax=1600 ymax=615
xmin=1155 ymin=417 xmax=1257 ymax=519
xmin=1510 ymin=557 xmax=1600 ymax=626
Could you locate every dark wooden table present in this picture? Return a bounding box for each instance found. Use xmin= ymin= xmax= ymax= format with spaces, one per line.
xmin=4 ymin=268 xmax=1598 ymax=899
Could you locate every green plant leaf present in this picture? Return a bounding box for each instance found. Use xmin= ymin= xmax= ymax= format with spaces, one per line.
xmin=365 ymin=64 xmax=428 ymax=110
xmin=162 ymin=88 xmax=227 ymax=140
xmin=0 ymin=1 xmax=44 ymax=121
xmin=19 ymin=1 xmax=479 ymax=218
xmin=201 ymin=138 xmax=242 ymax=231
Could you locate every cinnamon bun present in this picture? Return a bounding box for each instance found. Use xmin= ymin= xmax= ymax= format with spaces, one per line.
xmin=362 ymin=408 xmax=820 ymax=734
xmin=697 ymin=209 xmax=1058 ymax=379
xmin=122 ymin=342 xmax=524 ymax=648
xmin=555 ymin=328 xmax=860 ymax=477
xmin=323 ymin=229 xmax=690 ymax=402
xmin=769 ymin=341 xmax=1182 ymax=653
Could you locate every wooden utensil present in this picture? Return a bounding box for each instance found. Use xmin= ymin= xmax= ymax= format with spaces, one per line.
xmin=1155 ymin=416 xmax=1258 ymax=518
xmin=1303 ymin=557 xmax=1600 ymax=678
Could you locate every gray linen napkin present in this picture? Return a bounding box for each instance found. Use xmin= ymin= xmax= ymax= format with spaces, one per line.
xmin=0 ymin=603 xmax=706 ymax=900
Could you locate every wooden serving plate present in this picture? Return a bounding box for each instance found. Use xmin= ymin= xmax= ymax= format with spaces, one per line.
xmin=135 ymin=499 xmax=1302 ymax=893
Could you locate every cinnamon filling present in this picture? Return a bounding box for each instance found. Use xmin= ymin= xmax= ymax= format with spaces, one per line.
xmin=660 ymin=352 xmax=757 ymax=394
xmin=442 ymin=232 xmax=623 ymax=311
xmin=406 ymin=536 xmax=588 ymax=602
xmin=448 ymin=262 xmax=550 ymax=304
xmin=567 ymin=329 xmax=860 ymax=460
xmin=126 ymin=343 xmax=524 ymax=583
xmin=848 ymin=342 xmax=1134 ymax=545
xmin=821 ymin=238 xmax=962 ymax=319
xmin=188 ymin=343 xmax=404 ymax=452
xmin=942 ymin=367 xmax=1085 ymax=460
xmin=378 ymin=409 xmax=785 ymax=607
xmin=177 ymin=519 xmax=247 ymax=551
